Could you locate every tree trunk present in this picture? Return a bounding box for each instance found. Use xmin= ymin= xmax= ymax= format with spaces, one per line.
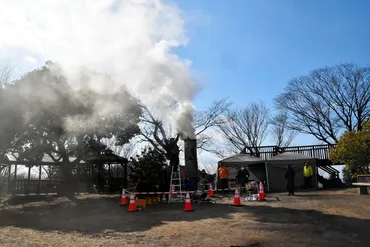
xmin=58 ymin=161 xmax=76 ymax=199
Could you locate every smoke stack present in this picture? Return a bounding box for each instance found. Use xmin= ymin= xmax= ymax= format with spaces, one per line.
xmin=184 ymin=138 xmax=198 ymax=189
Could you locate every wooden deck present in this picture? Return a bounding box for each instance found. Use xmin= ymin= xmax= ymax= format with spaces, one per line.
xmin=243 ymin=144 xmax=336 ymax=161
xmin=243 ymin=144 xmax=341 ymax=177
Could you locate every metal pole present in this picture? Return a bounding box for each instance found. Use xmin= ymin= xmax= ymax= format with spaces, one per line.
xmin=215 ymin=164 xmax=219 ymax=190
xmin=264 ymin=162 xmax=270 ymax=192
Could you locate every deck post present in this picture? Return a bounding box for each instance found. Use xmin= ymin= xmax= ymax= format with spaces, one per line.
xmin=264 ymin=162 xmax=270 ymax=192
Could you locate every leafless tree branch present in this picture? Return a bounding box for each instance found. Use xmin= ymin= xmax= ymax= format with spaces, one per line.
xmin=270 ymin=112 xmax=298 ymax=147
xmin=217 ymin=101 xmax=270 ymax=156
xmin=275 ymin=63 xmax=370 ymax=144
xmin=138 ymin=99 xmax=231 ymax=157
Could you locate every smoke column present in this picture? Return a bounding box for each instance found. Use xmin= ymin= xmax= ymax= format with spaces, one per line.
xmin=0 ymin=0 xmax=198 ymax=138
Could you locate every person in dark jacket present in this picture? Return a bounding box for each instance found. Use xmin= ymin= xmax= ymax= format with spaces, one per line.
xmin=199 ymin=169 xmax=208 ymax=190
xmin=236 ymin=167 xmax=249 ymax=194
xmin=285 ymin=165 xmax=296 ymax=196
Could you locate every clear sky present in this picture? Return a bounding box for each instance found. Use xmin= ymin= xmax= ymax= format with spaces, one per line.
xmin=174 ymin=0 xmax=370 ymax=146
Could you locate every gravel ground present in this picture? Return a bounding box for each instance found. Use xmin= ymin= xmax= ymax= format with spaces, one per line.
xmin=0 ymin=188 xmax=369 ymax=247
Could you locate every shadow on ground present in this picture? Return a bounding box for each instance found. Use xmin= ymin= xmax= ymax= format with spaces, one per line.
xmin=1 ymin=194 xmax=370 ymax=246
xmin=0 ymin=195 xmax=235 ymax=234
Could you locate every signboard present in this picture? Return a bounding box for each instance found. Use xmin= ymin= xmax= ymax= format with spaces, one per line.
xmin=357 ymin=175 xmax=370 ymax=184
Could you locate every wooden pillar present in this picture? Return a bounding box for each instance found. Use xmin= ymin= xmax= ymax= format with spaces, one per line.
xmin=124 ymin=163 xmax=128 ymax=188
xmin=7 ymin=162 xmax=11 ymax=194
xmin=38 ymin=165 xmax=42 ymax=194
xmin=108 ymin=163 xmax=111 ymax=181
xmin=27 ymin=165 xmax=31 ymax=195
xmin=13 ymin=164 xmax=17 ymax=195
xmin=316 ymin=164 xmax=319 ymax=189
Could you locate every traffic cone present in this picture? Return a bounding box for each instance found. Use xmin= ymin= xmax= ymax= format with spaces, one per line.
xmin=258 ymin=181 xmax=265 ymax=201
xmin=120 ymin=188 xmax=128 ymax=206
xmin=127 ymin=193 xmax=137 ymax=212
xmin=208 ymin=183 xmax=215 ymax=197
xmin=232 ymin=185 xmax=242 ymax=207
xmin=183 ymin=191 xmax=194 ymax=212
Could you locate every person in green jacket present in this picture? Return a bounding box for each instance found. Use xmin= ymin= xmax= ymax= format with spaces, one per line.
xmin=303 ymin=161 xmax=313 ymax=190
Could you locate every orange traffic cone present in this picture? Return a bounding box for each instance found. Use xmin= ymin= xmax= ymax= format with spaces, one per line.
xmin=208 ymin=183 xmax=215 ymax=197
xmin=183 ymin=191 xmax=194 ymax=212
xmin=258 ymin=181 xmax=265 ymax=201
xmin=232 ymin=185 xmax=242 ymax=207
xmin=120 ymin=188 xmax=128 ymax=206
xmin=127 ymin=193 xmax=137 ymax=212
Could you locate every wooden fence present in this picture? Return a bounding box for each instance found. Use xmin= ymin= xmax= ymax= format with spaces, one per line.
xmin=6 ymin=178 xmax=127 ymax=195
xmin=7 ymin=179 xmax=94 ymax=195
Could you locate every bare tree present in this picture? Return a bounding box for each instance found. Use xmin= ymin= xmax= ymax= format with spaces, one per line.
xmin=275 ymin=63 xmax=370 ymax=144
xmin=270 ymin=112 xmax=298 ymax=147
xmin=139 ymin=99 xmax=231 ymax=156
xmin=139 ymin=104 xmax=170 ymax=156
xmin=194 ymin=99 xmax=231 ymax=152
xmin=217 ymin=101 xmax=270 ymax=156
xmin=101 ymin=137 xmax=139 ymax=159
xmin=0 ymin=63 xmax=15 ymax=87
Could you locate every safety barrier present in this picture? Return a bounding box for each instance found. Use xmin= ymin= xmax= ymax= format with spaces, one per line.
xmin=123 ymin=188 xmax=236 ymax=195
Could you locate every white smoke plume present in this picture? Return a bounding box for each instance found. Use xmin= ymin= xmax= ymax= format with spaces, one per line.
xmin=0 ymin=0 xmax=198 ymax=139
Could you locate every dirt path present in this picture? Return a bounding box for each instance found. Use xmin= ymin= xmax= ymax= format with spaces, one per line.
xmin=0 ymin=188 xmax=369 ymax=247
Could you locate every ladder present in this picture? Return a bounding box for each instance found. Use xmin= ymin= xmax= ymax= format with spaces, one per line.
xmin=168 ymin=166 xmax=184 ymax=203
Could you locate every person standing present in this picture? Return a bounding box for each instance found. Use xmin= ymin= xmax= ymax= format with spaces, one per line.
xmin=199 ymin=169 xmax=208 ymax=191
xmin=165 ymin=135 xmax=180 ymax=172
xmin=236 ymin=167 xmax=249 ymax=195
xmin=303 ymin=161 xmax=313 ymax=190
xmin=218 ymin=163 xmax=229 ymax=195
xmin=285 ymin=165 xmax=295 ymax=196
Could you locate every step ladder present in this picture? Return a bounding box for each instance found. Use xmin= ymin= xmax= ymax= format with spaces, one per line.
xmin=168 ymin=166 xmax=185 ymax=203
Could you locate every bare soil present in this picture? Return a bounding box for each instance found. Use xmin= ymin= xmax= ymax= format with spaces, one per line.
xmin=0 ymin=188 xmax=370 ymax=247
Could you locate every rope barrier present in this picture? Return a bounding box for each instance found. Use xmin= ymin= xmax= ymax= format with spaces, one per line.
xmin=123 ymin=188 xmax=237 ymax=195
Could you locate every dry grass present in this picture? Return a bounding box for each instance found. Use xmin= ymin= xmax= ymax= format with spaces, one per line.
xmin=0 ymin=188 xmax=370 ymax=247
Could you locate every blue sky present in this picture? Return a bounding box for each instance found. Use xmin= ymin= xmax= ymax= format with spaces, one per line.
xmin=174 ymin=0 xmax=370 ymax=146
xmin=1 ymin=0 xmax=369 ymax=148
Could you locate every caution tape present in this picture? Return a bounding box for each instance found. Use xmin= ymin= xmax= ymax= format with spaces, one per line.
xmin=123 ymin=188 xmax=237 ymax=195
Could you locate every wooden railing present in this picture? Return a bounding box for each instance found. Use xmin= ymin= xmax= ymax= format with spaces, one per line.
xmin=244 ymin=144 xmax=336 ymax=160
xmin=7 ymin=179 xmax=95 ymax=195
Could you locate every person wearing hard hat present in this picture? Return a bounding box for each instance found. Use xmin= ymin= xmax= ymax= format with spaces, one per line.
xmin=303 ymin=161 xmax=313 ymax=190
xmin=218 ymin=163 xmax=229 ymax=195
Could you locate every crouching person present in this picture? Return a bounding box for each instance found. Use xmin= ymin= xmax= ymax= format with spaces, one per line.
xmin=236 ymin=167 xmax=249 ymax=195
